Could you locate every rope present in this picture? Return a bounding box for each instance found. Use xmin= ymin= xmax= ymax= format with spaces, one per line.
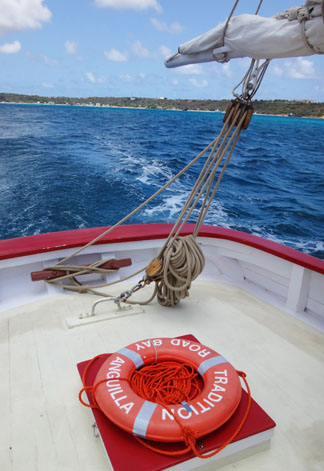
xmin=221 ymin=0 xmax=240 ymax=49
xmin=148 ymin=235 xmax=205 ymax=307
xmin=134 ymin=370 xmax=251 ymax=460
xmin=49 ymin=136 xmax=220 ymax=269
xmin=43 ymin=135 xmax=221 ymax=298
xmin=275 ymin=0 xmax=324 ymax=55
xmin=218 ymin=0 xmax=264 ymax=62
xmin=79 ymin=356 xmax=251 ymax=460
xmin=43 ymin=99 xmax=251 ymax=307
xmin=220 ymin=0 xmax=265 ymax=47
xmin=131 ymin=361 xmax=201 ymax=404
xmin=255 ymin=0 xmax=264 ymax=15
xmin=145 ymin=104 xmax=249 ymax=306
xmin=161 ymin=104 xmax=246 ymax=247
xmin=46 ymin=264 xmax=147 ymax=296
xmin=40 ymin=1 xmax=270 ymax=304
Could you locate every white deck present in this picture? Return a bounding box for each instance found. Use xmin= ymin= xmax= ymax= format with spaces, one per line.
xmin=1 ymin=280 xmax=324 ymax=471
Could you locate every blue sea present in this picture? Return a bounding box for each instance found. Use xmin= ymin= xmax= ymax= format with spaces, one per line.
xmin=0 ymin=103 xmax=323 ymax=259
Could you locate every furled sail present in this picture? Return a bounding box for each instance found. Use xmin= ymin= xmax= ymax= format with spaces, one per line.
xmin=165 ymin=1 xmax=324 ymax=68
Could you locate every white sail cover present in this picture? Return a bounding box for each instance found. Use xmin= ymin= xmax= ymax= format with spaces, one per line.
xmin=165 ymin=1 xmax=324 ymax=68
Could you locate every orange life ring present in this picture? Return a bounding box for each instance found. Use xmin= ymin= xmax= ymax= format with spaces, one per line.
xmin=94 ymin=337 xmax=242 ymax=442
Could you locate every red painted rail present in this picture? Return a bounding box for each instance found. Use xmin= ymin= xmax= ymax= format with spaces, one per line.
xmin=0 ymin=224 xmax=323 ymax=275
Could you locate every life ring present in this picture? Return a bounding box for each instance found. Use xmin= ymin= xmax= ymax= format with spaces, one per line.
xmin=93 ymin=337 xmax=242 ymax=442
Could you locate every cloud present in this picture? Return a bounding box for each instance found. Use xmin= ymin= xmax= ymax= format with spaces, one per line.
xmin=65 ymin=40 xmax=78 ymax=55
xmin=238 ymin=58 xmax=251 ymax=68
xmin=272 ymin=63 xmax=283 ymax=77
xmin=0 ymin=40 xmax=21 ymax=54
xmin=104 ymin=48 xmax=128 ymax=61
xmin=41 ymin=54 xmax=59 ymax=66
xmin=106 ymin=42 xmax=170 ymax=63
xmin=0 ymin=0 xmax=51 ymax=36
xmin=270 ymin=58 xmax=317 ymax=80
xmin=221 ymin=63 xmax=232 ymax=78
xmin=159 ymin=45 xmax=172 ymax=57
xmin=41 ymin=81 xmax=54 ymax=88
xmin=176 ymin=64 xmax=203 ymax=75
xmin=94 ymin=0 xmax=162 ymax=12
xmin=285 ymin=57 xmax=317 ymax=79
xmin=150 ymin=18 xmax=183 ymax=33
xmin=189 ymin=78 xmax=208 ymax=88
xmin=132 ymin=40 xmax=152 ymax=58
xmin=85 ymin=72 xmax=106 ymax=83
xmin=25 ymin=50 xmax=59 ymax=66
xmin=65 ymin=40 xmax=83 ymax=60
xmin=120 ymin=73 xmax=133 ymax=82
xmin=120 ymin=72 xmax=146 ymax=82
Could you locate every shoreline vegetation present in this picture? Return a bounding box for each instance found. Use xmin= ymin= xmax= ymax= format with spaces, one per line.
xmin=1 ymin=92 xmax=324 ymax=118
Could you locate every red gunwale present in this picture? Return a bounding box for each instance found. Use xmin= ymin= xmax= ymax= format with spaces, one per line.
xmin=0 ymin=223 xmax=323 ymax=275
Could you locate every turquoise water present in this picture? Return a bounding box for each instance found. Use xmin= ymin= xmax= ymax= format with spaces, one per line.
xmin=0 ymin=103 xmax=323 ymax=258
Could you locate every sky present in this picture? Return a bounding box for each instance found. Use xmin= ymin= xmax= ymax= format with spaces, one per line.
xmin=0 ymin=0 xmax=324 ymax=101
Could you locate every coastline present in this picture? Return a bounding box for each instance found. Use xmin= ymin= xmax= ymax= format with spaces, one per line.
xmin=1 ymin=92 xmax=324 ymax=118
xmin=1 ymin=100 xmax=324 ymax=120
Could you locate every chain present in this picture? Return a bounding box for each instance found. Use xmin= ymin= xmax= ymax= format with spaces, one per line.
xmin=115 ymin=276 xmax=151 ymax=306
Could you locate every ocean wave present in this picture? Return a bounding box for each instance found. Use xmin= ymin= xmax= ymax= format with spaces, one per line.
xmin=0 ymin=104 xmax=323 ymax=259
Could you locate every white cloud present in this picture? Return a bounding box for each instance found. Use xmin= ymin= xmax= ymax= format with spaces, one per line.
xmin=120 ymin=73 xmax=133 ymax=82
xmin=238 ymin=58 xmax=251 ymax=68
xmin=272 ymin=63 xmax=283 ymax=77
xmin=189 ymin=78 xmax=208 ymax=88
xmin=0 ymin=0 xmax=51 ymax=36
xmin=94 ymin=0 xmax=162 ymax=12
xmin=221 ymin=63 xmax=232 ymax=78
xmin=41 ymin=81 xmax=54 ymax=88
xmin=176 ymin=64 xmax=203 ymax=75
xmin=85 ymin=72 xmax=106 ymax=83
xmin=159 ymin=45 xmax=172 ymax=57
xmin=150 ymin=18 xmax=183 ymax=33
xmin=120 ymin=72 xmax=146 ymax=82
xmin=285 ymin=57 xmax=317 ymax=79
xmin=104 ymin=48 xmax=128 ymax=62
xmin=65 ymin=40 xmax=78 ymax=55
xmin=41 ymin=54 xmax=59 ymax=66
xmin=172 ymin=79 xmax=179 ymax=85
xmin=132 ymin=40 xmax=152 ymax=58
xmin=315 ymin=82 xmax=324 ymax=92
xmin=25 ymin=50 xmax=60 ymax=66
xmin=0 ymin=40 xmax=21 ymax=54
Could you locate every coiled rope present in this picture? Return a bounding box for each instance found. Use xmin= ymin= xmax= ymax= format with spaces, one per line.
xmin=79 ymin=355 xmax=251 ymax=459
xmin=147 ymin=235 xmax=205 ymax=306
xmin=131 ymin=361 xmax=201 ymax=404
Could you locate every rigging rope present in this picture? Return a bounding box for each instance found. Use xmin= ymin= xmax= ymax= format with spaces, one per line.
xmin=219 ymin=0 xmax=264 ymax=62
xmin=44 ymin=102 xmax=251 ymax=306
xmin=40 ymin=0 xmax=269 ymax=307
xmin=148 ymin=104 xmax=251 ymax=306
